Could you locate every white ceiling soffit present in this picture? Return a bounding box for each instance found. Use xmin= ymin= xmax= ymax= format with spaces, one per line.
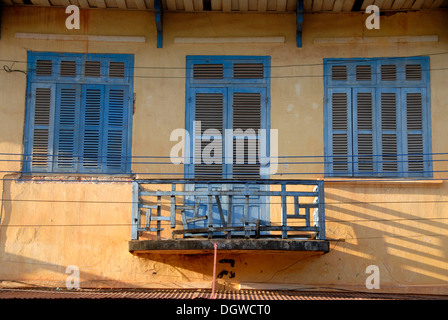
xmin=1 ymin=0 xmax=447 ymax=12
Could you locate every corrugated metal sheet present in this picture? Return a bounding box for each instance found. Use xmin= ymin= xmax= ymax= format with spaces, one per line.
xmin=1 ymin=0 xmax=447 ymax=12
xmin=0 ymin=288 xmax=446 ymax=300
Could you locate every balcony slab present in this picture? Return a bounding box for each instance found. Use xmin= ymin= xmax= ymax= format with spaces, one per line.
xmin=128 ymin=239 xmax=330 ymax=254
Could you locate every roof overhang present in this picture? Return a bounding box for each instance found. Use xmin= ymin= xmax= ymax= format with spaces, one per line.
xmin=1 ymin=0 xmax=447 ymax=13
xmin=2 ymin=1 xmax=446 ymax=48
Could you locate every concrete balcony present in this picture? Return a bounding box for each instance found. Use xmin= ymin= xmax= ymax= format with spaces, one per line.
xmin=129 ymin=179 xmax=329 ymax=254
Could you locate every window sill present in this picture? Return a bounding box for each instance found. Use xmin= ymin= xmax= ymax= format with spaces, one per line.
xmin=18 ymin=173 xmax=133 ymax=183
xmin=321 ymin=178 xmax=443 ymax=187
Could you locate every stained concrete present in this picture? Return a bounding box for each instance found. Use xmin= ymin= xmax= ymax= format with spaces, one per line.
xmin=129 ymin=239 xmax=330 ymax=254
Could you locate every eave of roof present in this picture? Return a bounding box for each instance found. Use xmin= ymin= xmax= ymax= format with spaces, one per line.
xmin=1 ymin=0 xmax=447 ymax=13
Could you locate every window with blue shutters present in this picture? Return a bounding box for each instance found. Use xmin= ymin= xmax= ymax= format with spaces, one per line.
xmin=324 ymin=57 xmax=432 ymax=178
xmin=185 ymin=56 xmax=271 ymax=179
xmin=184 ymin=56 xmax=271 ymax=232
xmin=23 ymin=52 xmax=134 ymax=175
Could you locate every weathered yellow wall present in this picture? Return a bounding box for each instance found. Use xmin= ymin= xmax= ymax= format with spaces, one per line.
xmin=0 ymin=6 xmax=448 ymax=294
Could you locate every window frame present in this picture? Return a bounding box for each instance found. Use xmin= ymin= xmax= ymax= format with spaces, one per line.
xmin=185 ymin=55 xmax=271 ymax=180
xmin=184 ymin=56 xmax=271 ymax=232
xmin=323 ymin=56 xmax=432 ymax=178
xmin=23 ymin=51 xmax=134 ymax=175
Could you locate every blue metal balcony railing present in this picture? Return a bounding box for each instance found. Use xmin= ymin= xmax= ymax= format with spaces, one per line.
xmin=131 ymin=179 xmax=326 ymax=241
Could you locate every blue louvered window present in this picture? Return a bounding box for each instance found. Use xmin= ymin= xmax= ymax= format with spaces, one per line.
xmin=185 ymin=56 xmax=271 ymax=179
xmin=23 ymin=52 xmax=134 ymax=174
xmin=324 ymin=57 xmax=432 ymax=178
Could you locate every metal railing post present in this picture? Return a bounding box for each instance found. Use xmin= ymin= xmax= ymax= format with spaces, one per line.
xmin=131 ymin=179 xmax=326 ymax=241
xmin=170 ymin=183 xmax=176 ymax=228
xmin=281 ymin=183 xmax=287 ymax=239
xmin=131 ymin=181 xmax=140 ymax=240
xmin=316 ymin=180 xmax=326 ymax=240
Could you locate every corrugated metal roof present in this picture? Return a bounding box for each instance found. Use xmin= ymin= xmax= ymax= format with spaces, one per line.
xmin=1 ymin=0 xmax=447 ymax=12
xmin=0 ymin=288 xmax=446 ymax=300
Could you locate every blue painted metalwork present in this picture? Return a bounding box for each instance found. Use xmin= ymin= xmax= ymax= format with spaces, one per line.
xmin=296 ymin=0 xmax=303 ymax=48
xmin=154 ymin=0 xmax=163 ymax=48
xmin=131 ymin=179 xmax=326 ymax=241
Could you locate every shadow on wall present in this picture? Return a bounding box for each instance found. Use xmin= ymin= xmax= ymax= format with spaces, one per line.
xmin=324 ymin=183 xmax=448 ymax=293
xmin=0 ymin=174 xmax=132 ymax=288
xmin=128 ymin=183 xmax=448 ymax=294
xmin=1 ymin=174 xmax=448 ymax=293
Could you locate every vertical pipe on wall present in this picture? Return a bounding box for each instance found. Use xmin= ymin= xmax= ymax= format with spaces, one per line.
xmin=131 ymin=181 xmax=139 ymax=240
xmin=211 ymin=241 xmax=218 ymax=299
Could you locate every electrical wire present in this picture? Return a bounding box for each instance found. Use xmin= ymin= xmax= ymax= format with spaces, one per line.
xmin=2 ymin=216 xmax=447 ymax=228
xmin=12 ymin=65 xmax=446 ymax=80
xmin=3 ymin=197 xmax=448 ymax=206
xmin=1 ymin=52 xmax=448 ymax=290
xmin=2 ymin=63 xmax=27 ymax=75
xmin=0 ymin=221 xmax=445 ymax=244
xmin=1 ymin=51 xmax=447 ymax=69
xmin=2 ymin=59 xmax=448 ymax=81
xmin=0 ymin=52 xmax=447 ymax=229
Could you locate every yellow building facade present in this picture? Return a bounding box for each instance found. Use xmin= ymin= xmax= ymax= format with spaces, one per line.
xmin=0 ymin=3 xmax=447 ymax=295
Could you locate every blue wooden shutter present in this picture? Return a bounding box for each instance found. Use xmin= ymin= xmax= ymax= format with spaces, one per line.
xmin=185 ymin=56 xmax=270 ymax=235
xmin=192 ymin=88 xmax=226 ymax=179
xmin=80 ymin=85 xmax=104 ymax=172
xmin=327 ymin=88 xmax=352 ymax=176
xmin=230 ymin=87 xmax=268 ymax=229
xmin=104 ymin=85 xmax=129 ymax=173
xmin=403 ymin=88 xmax=429 ymax=177
xmin=28 ymin=83 xmax=55 ymax=173
xmin=54 ymin=84 xmax=80 ymax=172
xmin=25 ymin=52 xmax=133 ymax=175
xmin=378 ymin=88 xmax=401 ymax=176
xmin=230 ymin=88 xmax=265 ymax=179
xmin=186 ymin=87 xmax=226 ymax=231
xmin=353 ymin=88 xmax=376 ymax=176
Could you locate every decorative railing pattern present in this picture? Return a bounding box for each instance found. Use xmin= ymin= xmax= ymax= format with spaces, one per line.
xmin=131 ymin=179 xmax=325 ymax=241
